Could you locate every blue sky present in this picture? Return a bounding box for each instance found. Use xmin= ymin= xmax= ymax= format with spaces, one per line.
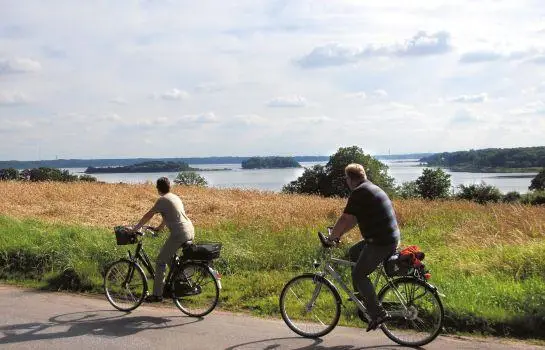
xmin=1 ymin=0 xmax=545 ymax=160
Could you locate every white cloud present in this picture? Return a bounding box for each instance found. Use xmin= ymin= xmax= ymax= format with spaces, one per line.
xmin=0 ymin=120 xmax=33 ymax=132
xmin=450 ymin=109 xmax=480 ymax=125
xmin=194 ymin=82 xmax=225 ymax=93
xmin=266 ymin=95 xmax=308 ymax=108
xmin=510 ymin=101 xmax=545 ymax=115
xmin=372 ymin=89 xmax=388 ymax=99
xmin=297 ymin=31 xmax=452 ymax=68
xmin=109 ymin=97 xmax=128 ymax=105
xmin=0 ymin=91 xmax=30 ymax=105
xmin=0 ymin=58 xmax=41 ymax=74
xmin=156 ymin=89 xmax=190 ymax=101
xmin=459 ymin=48 xmax=545 ymax=64
xmin=98 ymin=113 xmax=122 ymax=122
xmin=345 ymin=91 xmax=367 ymax=99
xmin=448 ymin=93 xmax=488 ymax=103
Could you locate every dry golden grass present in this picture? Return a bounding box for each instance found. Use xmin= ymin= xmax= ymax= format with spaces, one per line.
xmin=0 ymin=182 xmax=544 ymax=247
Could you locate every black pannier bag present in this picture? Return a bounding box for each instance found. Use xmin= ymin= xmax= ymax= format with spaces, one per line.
xmin=183 ymin=242 xmax=222 ymax=260
xmin=384 ymin=253 xmax=412 ymax=277
xmin=114 ymin=226 xmax=138 ymax=245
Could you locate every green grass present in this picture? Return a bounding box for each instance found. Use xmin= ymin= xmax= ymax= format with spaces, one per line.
xmin=1 ymin=214 xmax=545 ymax=339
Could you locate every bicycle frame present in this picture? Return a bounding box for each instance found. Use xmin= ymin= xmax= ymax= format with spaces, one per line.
xmin=124 ymin=236 xmax=212 ymax=294
xmin=315 ymin=248 xmax=411 ymax=321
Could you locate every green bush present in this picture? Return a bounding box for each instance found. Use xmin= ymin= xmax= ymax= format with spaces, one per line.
xmin=174 ymin=171 xmax=208 ymax=186
xmin=521 ymin=191 xmax=545 ymax=205
xmin=457 ymin=183 xmax=503 ymax=204
xmin=502 ymin=191 xmax=521 ymax=203
xmin=0 ymin=168 xmax=19 ymax=180
xmin=396 ymin=181 xmax=420 ymax=199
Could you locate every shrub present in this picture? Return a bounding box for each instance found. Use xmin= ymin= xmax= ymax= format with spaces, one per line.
xmin=502 ymin=191 xmax=521 ymax=203
xmin=0 ymin=168 xmax=19 ymax=180
xmin=396 ymin=181 xmax=420 ymax=199
xmin=521 ymin=191 xmax=545 ymax=205
xmin=457 ymin=182 xmax=503 ymax=204
xmin=174 ymin=171 xmax=208 ymax=187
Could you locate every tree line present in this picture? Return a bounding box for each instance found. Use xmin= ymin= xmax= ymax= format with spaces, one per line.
xmin=282 ymin=146 xmax=545 ymax=205
xmin=0 ymin=167 xmax=97 ymax=182
xmin=420 ymin=146 xmax=545 ymax=171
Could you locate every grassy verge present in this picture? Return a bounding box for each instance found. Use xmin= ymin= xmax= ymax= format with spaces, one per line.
xmin=0 ymin=182 xmax=545 ymax=339
xmin=1 ymin=215 xmax=545 ymax=339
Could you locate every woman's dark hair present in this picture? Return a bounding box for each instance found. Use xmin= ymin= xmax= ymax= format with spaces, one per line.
xmin=156 ymin=177 xmax=171 ymax=194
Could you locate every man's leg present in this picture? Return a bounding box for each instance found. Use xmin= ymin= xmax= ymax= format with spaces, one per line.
xmin=348 ymin=240 xmax=366 ymax=293
xmin=352 ymin=243 xmax=397 ymax=321
xmin=153 ymin=234 xmax=185 ymax=297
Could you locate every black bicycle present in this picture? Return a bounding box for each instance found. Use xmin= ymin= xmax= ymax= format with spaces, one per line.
xmin=104 ymin=225 xmax=222 ymax=317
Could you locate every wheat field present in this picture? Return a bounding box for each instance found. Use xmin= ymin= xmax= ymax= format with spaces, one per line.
xmin=0 ymin=181 xmax=544 ymax=247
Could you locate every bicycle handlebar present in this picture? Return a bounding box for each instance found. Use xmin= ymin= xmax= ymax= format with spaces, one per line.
xmin=135 ymin=225 xmax=158 ymax=237
xmin=318 ymin=230 xmax=338 ymax=248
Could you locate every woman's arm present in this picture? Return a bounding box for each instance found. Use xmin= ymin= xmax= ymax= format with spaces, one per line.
xmin=133 ymin=209 xmax=155 ymax=231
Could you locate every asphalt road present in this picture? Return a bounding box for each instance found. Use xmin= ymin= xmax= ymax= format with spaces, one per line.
xmin=0 ymin=285 xmax=541 ymax=350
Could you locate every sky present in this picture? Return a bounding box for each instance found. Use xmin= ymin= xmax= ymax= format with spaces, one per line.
xmin=1 ymin=0 xmax=545 ymax=160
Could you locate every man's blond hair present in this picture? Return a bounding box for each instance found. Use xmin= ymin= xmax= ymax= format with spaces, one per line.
xmin=345 ymin=163 xmax=367 ymax=181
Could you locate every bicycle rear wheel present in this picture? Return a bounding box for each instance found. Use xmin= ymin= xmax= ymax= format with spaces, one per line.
xmin=279 ymin=274 xmax=341 ymax=338
xmin=104 ymin=259 xmax=147 ymax=312
xmin=172 ymin=262 xmax=219 ymax=317
xmin=378 ymin=277 xmax=444 ymax=346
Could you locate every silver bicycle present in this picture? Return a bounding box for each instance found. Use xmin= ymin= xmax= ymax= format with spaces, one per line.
xmin=279 ymin=230 xmax=444 ymax=347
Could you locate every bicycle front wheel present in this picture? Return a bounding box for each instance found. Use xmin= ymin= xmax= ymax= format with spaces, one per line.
xmin=378 ymin=277 xmax=444 ymax=346
xmin=279 ymin=274 xmax=341 ymax=338
xmin=172 ymin=262 xmax=220 ymax=317
xmin=104 ymin=259 xmax=147 ymax=312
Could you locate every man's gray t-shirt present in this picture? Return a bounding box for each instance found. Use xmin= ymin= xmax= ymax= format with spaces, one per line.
xmin=151 ymin=192 xmax=194 ymax=241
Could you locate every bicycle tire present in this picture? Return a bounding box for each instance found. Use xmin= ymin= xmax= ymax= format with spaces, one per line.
xmin=172 ymin=262 xmax=219 ymax=317
xmin=279 ymin=274 xmax=341 ymax=338
xmin=378 ymin=277 xmax=444 ymax=346
xmin=104 ymin=259 xmax=147 ymax=312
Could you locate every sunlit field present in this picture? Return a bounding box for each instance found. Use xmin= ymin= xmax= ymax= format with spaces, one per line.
xmin=1 ymin=181 xmax=544 ymax=338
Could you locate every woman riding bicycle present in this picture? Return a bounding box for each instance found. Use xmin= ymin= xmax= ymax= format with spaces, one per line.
xmin=133 ymin=176 xmax=195 ymax=302
xmin=327 ymin=163 xmax=400 ymax=332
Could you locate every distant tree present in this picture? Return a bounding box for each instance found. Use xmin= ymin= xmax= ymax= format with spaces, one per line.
xmin=0 ymin=168 xmax=20 ymax=180
xmin=457 ymin=182 xmax=502 ymax=204
xmin=19 ymin=167 xmax=78 ymax=182
xmin=282 ymin=165 xmax=328 ymax=195
xmin=174 ymin=171 xmax=208 ymax=187
xmin=396 ymin=181 xmax=420 ymax=199
xmin=529 ymin=168 xmax=545 ymax=191
xmin=415 ymin=168 xmax=451 ymax=199
xmin=502 ymin=191 xmax=521 ymax=203
xmin=282 ymin=146 xmax=396 ymax=197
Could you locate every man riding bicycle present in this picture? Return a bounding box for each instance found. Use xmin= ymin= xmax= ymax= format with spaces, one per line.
xmin=133 ymin=177 xmax=195 ymax=302
xmin=327 ymin=163 xmax=400 ymax=332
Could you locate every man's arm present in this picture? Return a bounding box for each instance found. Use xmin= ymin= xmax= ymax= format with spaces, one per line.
xmin=133 ymin=209 xmax=156 ymax=231
xmin=329 ymin=213 xmax=358 ymax=242
xmin=156 ymin=220 xmax=166 ymax=232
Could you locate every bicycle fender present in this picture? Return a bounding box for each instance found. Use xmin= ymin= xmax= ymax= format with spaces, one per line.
xmin=379 ymin=276 xmax=444 ymax=298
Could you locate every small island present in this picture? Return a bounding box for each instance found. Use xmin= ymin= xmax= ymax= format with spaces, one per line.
xmin=241 ymin=156 xmax=302 ymax=169
xmin=85 ymin=161 xmax=196 ymax=174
